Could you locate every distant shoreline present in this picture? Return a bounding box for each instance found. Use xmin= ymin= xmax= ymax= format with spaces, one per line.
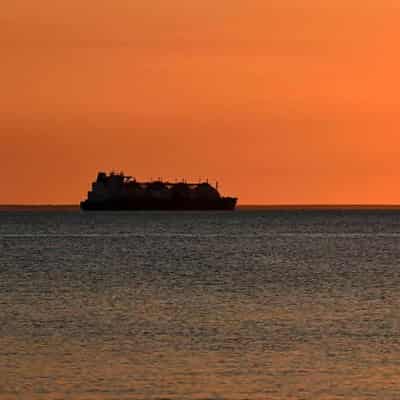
xmin=2 ymin=204 xmax=400 ymax=211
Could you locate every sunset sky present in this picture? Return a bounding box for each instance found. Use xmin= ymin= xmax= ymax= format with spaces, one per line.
xmin=2 ymin=1 xmax=400 ymax=204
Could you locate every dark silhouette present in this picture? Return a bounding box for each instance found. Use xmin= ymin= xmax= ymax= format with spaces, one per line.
xmin=80 ymin=172 xmax=237 ymax=210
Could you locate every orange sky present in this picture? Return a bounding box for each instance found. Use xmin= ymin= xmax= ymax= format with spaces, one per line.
xmin=2 ymin=1 xmax=400 ymax=204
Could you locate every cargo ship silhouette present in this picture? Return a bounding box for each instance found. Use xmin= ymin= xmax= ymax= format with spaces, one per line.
xmin=80 ymin=172 xmax=237 ymax=210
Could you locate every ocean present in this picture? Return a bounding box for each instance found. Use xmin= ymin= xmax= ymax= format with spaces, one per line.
xmin=1 ymin=209 xmax=400 ymax=399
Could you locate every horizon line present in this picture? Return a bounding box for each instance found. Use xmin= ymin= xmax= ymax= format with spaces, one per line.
xmin=2 ymin=204 xmax=400 ymax=210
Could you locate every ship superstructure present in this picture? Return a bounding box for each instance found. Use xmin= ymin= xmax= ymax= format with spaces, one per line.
xmin=80 ymin=172 xmax=237 ymax=210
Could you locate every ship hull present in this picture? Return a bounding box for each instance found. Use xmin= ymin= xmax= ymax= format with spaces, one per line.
xmin=80 ymin=197 xmax=237 ymax=211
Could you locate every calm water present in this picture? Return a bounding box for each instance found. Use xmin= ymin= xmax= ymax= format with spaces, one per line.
xmin=1 ymin=209 xmax=400 ymax=399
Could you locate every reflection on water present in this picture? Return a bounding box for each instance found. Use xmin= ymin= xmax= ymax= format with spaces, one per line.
xmin=1 ymin=210 xmax=400 ymax=399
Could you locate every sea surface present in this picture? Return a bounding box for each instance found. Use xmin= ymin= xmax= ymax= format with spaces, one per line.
xmin=1 ymin=208 xmax=400 ymax=399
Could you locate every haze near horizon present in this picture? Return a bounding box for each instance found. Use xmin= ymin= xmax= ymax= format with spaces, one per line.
xmin=2 ymin=1 xmax=400 ymax=204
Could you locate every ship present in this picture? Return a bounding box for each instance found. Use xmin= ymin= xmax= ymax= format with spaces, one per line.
xmin=80 ymin=172 xmax=237 ymax=210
